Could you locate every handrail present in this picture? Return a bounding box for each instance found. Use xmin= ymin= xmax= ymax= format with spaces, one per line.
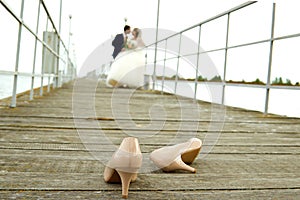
xmin=0 ymin=70 xmax=73 ymax=78
xmin=143 ymin=1 xmax=300 ymax=117
xmin=145 ymin=1 xmax=257 ymax=48
xmin=0 ymin=0 xmax=76 ymax=107
xmin=150 ymin=31 xmax=300 ymax=63
xmin=0 ymin=0 xmax=66 ymax=62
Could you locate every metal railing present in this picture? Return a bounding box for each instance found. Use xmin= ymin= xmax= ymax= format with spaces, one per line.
xmin=145 ymin=1 xmax=300 ymax=115
xmin=0 ymin=0 xmax=76 ymax=107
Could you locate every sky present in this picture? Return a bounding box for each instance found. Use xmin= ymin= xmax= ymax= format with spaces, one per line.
xmin=0 ymin=0 xmax=300 ymax=82
xmin=61 ymin=0 xmax=254 ymax=74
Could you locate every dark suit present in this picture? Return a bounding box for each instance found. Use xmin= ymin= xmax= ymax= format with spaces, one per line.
xmin=112 ymin=33 xmax=124 ymax=59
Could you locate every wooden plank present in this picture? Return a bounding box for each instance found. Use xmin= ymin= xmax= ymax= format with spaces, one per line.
xmin=1 ymin=190 xmax=299 ymax=200
xmin=1 ymin=172 xmax=299 ymax=190
xmin=1 ymin=153 xmax=299 ymax=173
xmin=0 ymin=142 xmax=300 ymax=154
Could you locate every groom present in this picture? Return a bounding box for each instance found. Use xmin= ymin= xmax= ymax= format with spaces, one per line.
xmin=112 ymin=25 xmax=131 ymax=59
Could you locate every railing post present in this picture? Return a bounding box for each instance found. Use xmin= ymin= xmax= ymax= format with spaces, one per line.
xmin=221 ymin=13 xmax=231 ymax=105
xmin=54 ymin=0 xmax=63 ymax=88
xmin=10 ymin=0 xmax=25 ymax=108
xmin=144 ymin=49 xmax=148 ymax=89
xmin=71 ymin=63 xmax=75 ymax=80
xmin=30 ymin=1 xmax=41 ymax=100
xmin=66 ymin=15 xmax=72 ymax=82
xmin=47 ymin=18 xmax=51 ymax=93
xmin=161 ymin=39 xmax=167 ymax=94
xmin=152 ymin=0 xmax=160 ymax=90
xmin=174 ymin=33 xmax=182 ymax=94
xmin=265 ymin=3 xmax=276 ymax=115
xmin=40 ymin=18 xmax=49 ymax=96
xmin=194 ymin=25 xmax=202 ymax=101
xmin=47 ymin=74 xmax=51 ymax=92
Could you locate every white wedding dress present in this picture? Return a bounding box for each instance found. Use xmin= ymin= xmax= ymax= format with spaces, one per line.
xmin=106 ymin=39 xmax=146 ymax=88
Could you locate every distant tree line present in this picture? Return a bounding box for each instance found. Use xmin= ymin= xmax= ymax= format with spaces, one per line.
xmin=157 ymin=75 xmax=299 ymax=86
xmin=272 ymin=77 xmax=295 ymax=85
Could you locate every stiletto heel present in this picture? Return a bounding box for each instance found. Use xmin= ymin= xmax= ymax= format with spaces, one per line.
xmin=150 ymin=138 xmax=202 ymax=173
xmin=162 ymin=156 xmax=196 ymax=173
xmin=117 ymin=170 xmax=136 ymax=198
xmin=104 ymin=137 xmax=142 ymax=198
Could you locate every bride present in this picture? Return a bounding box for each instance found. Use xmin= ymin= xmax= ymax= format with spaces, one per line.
xmin=106 ymin=28 xmax=146 ymax=88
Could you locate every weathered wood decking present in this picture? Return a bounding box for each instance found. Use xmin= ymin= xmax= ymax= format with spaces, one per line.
xmin=0 ymin=79 xmax=299 ymax=199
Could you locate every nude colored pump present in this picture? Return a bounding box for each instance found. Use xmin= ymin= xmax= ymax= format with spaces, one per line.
xmin=150 ymin=138 xmax=202 ymax=173
xmin=104 ymin=137 xmax=142 ymax=198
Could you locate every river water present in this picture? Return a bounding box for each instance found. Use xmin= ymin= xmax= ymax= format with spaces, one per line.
xmin=154 ymin=80 xmax=300 ymax=118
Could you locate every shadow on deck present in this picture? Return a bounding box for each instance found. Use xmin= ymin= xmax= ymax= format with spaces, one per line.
xmin=0 ymin=79 xmax=299 ymax=199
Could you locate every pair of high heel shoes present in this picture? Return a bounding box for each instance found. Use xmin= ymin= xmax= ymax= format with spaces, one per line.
xmin=103 ymin=137 xmax=202 ymax=198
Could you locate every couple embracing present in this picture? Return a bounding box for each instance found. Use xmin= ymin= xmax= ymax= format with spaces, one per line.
xmin=106 ymin=25 xmax=146 ymax=88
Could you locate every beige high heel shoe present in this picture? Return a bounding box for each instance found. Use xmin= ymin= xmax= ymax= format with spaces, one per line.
xmin=104 ymin=137 xmax=142 ymax=198
xmin=150 ymin=138 xmax=202 ymax=173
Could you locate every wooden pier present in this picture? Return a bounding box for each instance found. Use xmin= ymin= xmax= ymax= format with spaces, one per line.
xmin=0 ymin=79 xmax=299 ymax=199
